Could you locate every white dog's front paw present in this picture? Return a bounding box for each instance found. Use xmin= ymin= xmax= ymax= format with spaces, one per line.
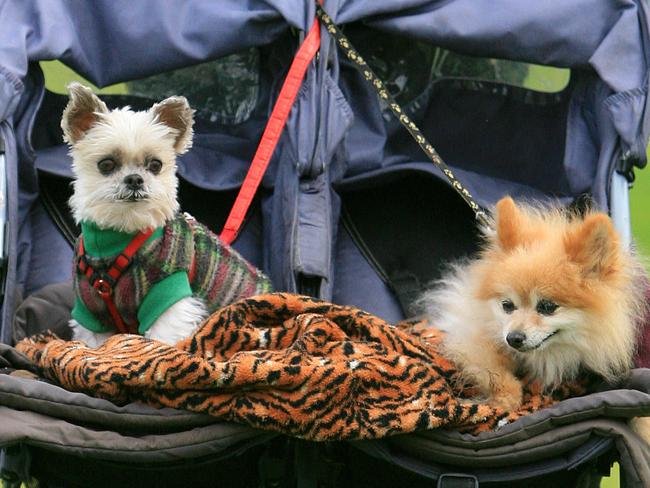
xmin=145 ymin=296 xmax=208 ymax=345
xmin=69 ymin=319 xmax=113 ymax=348
xmin=630 ymin=416 xmax=650 ymax=445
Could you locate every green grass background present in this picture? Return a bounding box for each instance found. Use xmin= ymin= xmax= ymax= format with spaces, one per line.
xmin=23 ymin=61 xmax=647 ymax=488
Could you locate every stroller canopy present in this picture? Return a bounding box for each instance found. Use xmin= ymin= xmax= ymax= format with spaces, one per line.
xmin=1 ymin=0 xmax=648 ymax=151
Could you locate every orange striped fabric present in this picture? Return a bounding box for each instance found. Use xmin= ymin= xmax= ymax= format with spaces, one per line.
xmin=16 ymin=293 xmax=587 ymax=440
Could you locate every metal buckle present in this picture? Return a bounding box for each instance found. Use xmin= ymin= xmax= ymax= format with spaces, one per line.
xmin=437 ymin=473 xmax=479 ymax=488
xmin=93 ymin=278 xmax=112 ymax=297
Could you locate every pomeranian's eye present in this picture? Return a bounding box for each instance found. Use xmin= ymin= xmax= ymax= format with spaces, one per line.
xmin=501 ymin=299 xmax=516 ymax=314
xmin=147 ymin=159 xmax=163 ymax=175
xmin=97 ymin=159 xmax=117 ymax=175
xmin=536 ymin=299 xmax=559 ymax=315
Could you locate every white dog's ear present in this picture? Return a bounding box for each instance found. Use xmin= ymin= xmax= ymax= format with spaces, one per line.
xmin=61 ymin=82 xmax=109 ymax=145
xmin=150 ymin=96 xmax=194 ymax=154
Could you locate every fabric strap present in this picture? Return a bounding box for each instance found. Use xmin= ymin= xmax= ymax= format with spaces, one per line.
xmin=219 ymin=19 xmax=322 ymax=245
xmin=314 ymin=3 xmax=490 ymax=229
xmin=77 ymin=228 xmax=154 ymax=333
xmin=221 ymin=4 xmax=490 ymax=245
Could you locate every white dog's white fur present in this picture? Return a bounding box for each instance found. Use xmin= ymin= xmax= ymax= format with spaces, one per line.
xmin=70 ymin=296 xmax=208 ymax=348
xmin=64 ymin=86 xmax=187 ymax=233
xmin=62 ymin=82 xmax=208 ymax=346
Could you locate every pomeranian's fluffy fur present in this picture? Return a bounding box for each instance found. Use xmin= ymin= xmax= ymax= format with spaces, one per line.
xmin=420 ymin=197 xmax=647 ymax=412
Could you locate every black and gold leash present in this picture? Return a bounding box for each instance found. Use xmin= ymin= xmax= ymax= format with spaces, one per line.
xmin=315 ymin=4 xmax=492 ymax=229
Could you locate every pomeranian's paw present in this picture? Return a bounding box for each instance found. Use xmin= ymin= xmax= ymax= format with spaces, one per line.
xmin=630 ymin=416 xmax=650 ymax=445
xmin=489 ymin=376 xmax=523 ymax=411
xmin=69 ymin=319 xmax=113 ymax=348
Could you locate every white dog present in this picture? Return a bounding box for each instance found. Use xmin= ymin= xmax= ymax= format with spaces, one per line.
xmin=62 ymin=83 xmax=271 ymax=347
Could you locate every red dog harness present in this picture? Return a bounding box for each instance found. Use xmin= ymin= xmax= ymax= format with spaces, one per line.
xmin=77 ymin=229 xmax=154 ymax=334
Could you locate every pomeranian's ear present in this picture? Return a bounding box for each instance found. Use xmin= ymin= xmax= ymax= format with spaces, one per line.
xmin=61 ymin=82 xmax=109 ymax=145
xmin=150 ymin=96 xmax=194 ymax=154
xmin=564 ymin=213 xmax=620 ymax=278
xmin=495 ymin=197 xmax=524 ymax=251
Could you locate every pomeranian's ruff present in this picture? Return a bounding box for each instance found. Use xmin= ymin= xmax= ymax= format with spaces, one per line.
xmin=419 ymin=196 xmax=650 ymax=441
xmin=62 ymin=83 xmax=271 ymax=346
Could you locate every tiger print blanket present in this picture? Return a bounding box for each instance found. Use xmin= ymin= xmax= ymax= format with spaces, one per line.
xmin=15 ymin=293 xmax=585 ymax=441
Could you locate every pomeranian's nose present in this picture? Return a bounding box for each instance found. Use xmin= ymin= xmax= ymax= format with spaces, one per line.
xmin=506 ymin=331 xmax=526 ymax=349
xmin=124 ymin=174 xmax=144 ymax=189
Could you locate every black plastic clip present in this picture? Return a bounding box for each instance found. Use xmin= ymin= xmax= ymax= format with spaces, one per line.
xmin=617 ymin=150 xmax=639 ymax=184
xmin=437 ymin=473 xmax=479 ymax=488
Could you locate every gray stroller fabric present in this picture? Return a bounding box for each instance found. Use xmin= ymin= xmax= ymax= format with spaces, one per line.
xmin=1 ymin=351 xmax=649 ymax=483
xmin=388 ymin=369 xmax=650 ymax=486
xmin=359 ymin=419 xmax=648 ymax=486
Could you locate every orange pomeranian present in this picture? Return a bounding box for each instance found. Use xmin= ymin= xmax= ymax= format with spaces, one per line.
xmin=420 ymin=196 xmax=647 ymax=413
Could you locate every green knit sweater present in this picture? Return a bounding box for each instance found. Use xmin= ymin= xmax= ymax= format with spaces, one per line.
xmin=73 ymin=214 xmax=272 ymax=334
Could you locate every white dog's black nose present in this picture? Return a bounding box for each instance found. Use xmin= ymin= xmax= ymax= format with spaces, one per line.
xmin=506 ymin=331 xmax=526 ymax=349
xmin=124 ymin=174 xmax=144 ymax=189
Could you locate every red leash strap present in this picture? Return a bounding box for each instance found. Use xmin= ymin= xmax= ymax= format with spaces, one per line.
xmin=78 ymin=229 xmax=154 ymax=334
xmin=219 ymin=18 xmax=321 ymax=245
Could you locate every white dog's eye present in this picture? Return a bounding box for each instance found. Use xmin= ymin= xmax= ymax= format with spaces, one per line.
xmin=97 ymin=158 xmax=117 ymax=175
xmin=501 ymin=299 xmax=516 ymax=314
xmin=147 ymin=159 xmax=163 ymax=175
xmin=536 ymin=299 xmax=559 ymax=315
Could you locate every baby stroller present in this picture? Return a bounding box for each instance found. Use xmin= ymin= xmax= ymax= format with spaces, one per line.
xmin=1 ymin=0 xmax=650 ymax=486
